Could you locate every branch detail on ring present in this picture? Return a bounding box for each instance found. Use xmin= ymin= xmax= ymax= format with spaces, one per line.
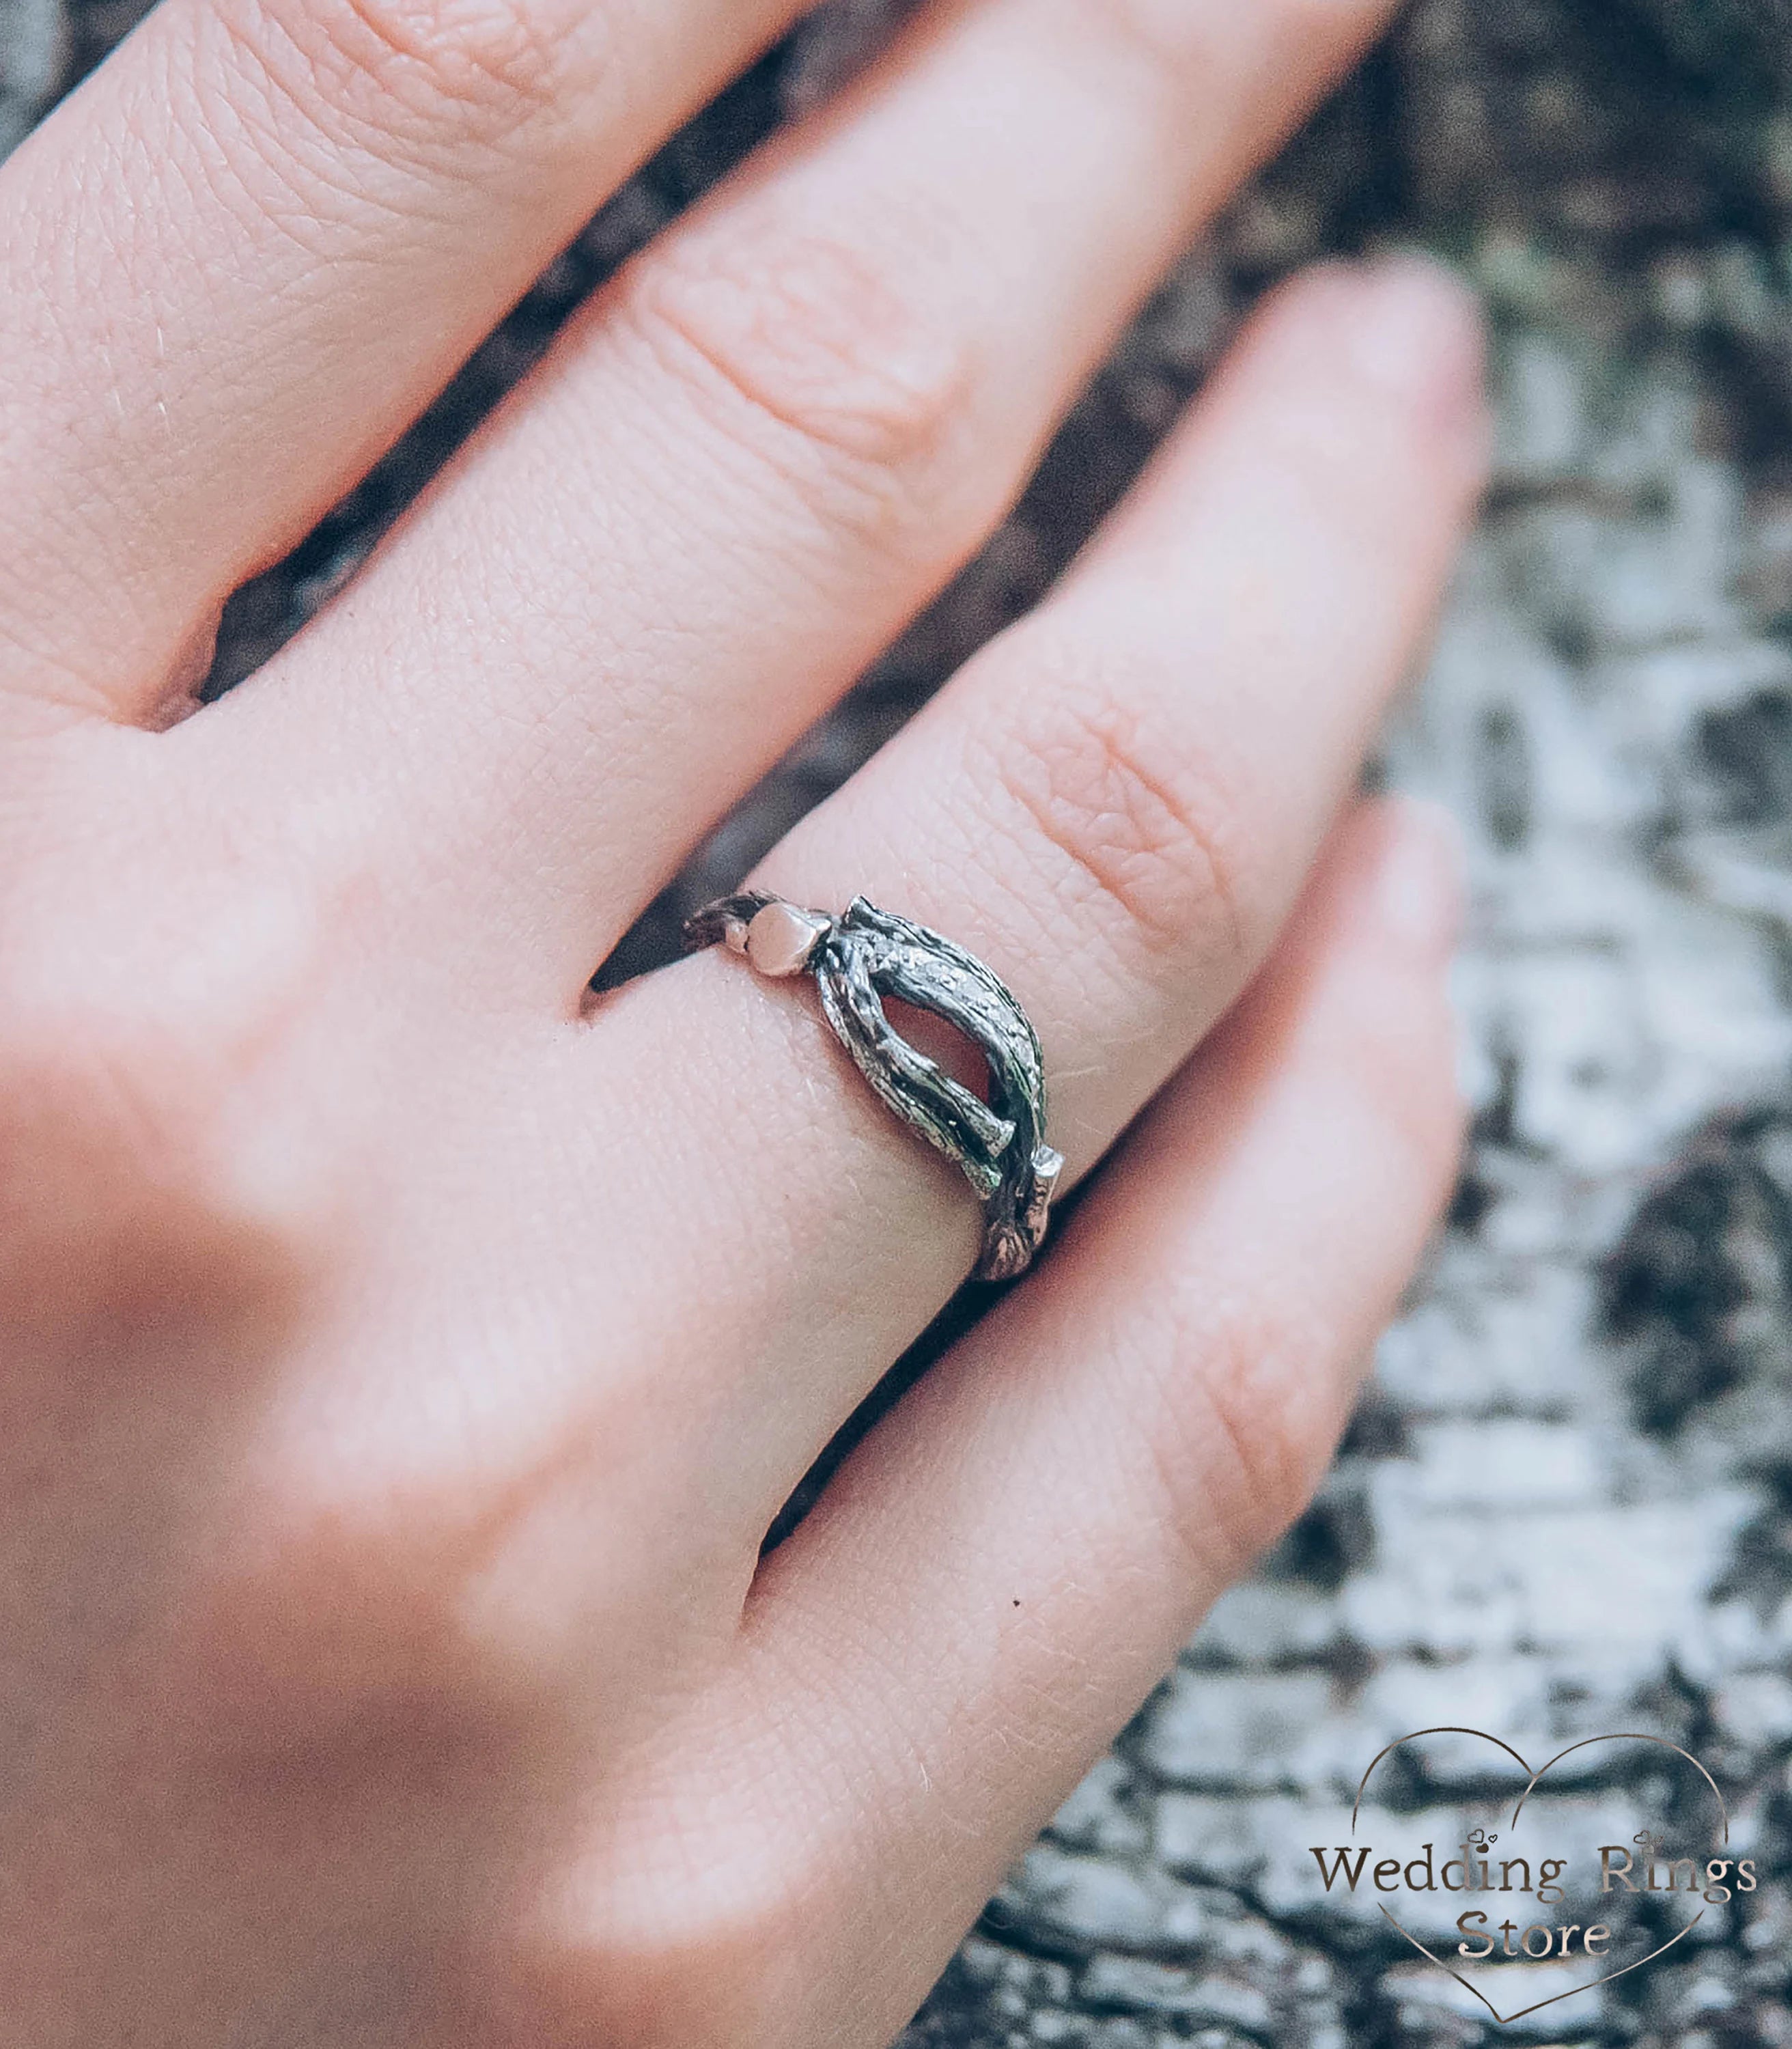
xmin=684 ymin=892 xmax=1063 ymax=1281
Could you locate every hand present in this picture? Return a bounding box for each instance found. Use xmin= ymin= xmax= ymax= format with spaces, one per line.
xmin=0 ymin=1 xmax=1487 ymax=2041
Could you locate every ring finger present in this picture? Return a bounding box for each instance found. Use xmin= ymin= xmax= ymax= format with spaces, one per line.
xmin=529 ymin=257 xmax=1487 ymax=1548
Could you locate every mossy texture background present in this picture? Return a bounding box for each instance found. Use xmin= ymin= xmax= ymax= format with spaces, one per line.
xmin=8 ymin=1 xmax=1792 ymax=2042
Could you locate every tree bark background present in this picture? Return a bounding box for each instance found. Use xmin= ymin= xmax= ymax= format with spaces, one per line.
xmin=8 ymin=1 xmax=1792 ymax=2043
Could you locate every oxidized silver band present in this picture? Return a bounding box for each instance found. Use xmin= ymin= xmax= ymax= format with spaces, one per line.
xmin=683 ymin=893 xmax=1063 ymax=1281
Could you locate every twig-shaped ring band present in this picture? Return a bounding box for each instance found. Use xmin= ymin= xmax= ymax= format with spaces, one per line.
xmin=683 ymin=893 xmax=1063 ymax=1281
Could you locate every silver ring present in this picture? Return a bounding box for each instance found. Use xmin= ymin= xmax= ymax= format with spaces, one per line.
xmin=683 ymin=892 xmax=1063 ymax=1281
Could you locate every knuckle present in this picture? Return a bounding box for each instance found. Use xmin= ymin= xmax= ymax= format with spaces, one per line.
xmin=976 ymin=657 xmax=1248 ymax=966
xmin=1321 ymin=928 xmax=1467 ymax=1195
xmin=180 ymin=1386 xmax=665 ymax=1805
xmin=178 ymin=1483 xmax=516 ymax=1788
xmin=223 ymin=0 xmax=583 ymax=171
xmin=1071 ymin=0 xmax=1352 ymax=87
xmin=609 ymin=1843 xmax=819 ymax=2042
xmin=1365 ymin=1007 xmax=1466 ymax=1188
xmin=457 ymin=1755 xmax=826 ymax=2044
xmin=0 ymin=867 xmax=335 ymax=1346
xmin=619 ymin=216 xmax=973 ymax=530
xmin=1073 ymin=0 xmax=1228 ymax=83
xmin=1147 ymin=1293 xmax=1341 ymax=1585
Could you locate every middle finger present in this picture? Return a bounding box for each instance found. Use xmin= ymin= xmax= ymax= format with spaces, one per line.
xmin=188 ymin=0 xmax=1405 ymax=994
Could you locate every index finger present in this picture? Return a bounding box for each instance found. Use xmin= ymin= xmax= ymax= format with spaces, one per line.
xmin=0 ymin=0 xmax=811 ymax=727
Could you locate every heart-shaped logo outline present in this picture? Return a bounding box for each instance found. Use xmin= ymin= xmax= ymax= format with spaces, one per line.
xmin=1350 ymin=1727 xmax=1729 ymax=2026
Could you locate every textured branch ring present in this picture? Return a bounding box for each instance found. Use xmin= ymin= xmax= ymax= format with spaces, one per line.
xmin=684 ymin=893 xmax=1064 ymax=1281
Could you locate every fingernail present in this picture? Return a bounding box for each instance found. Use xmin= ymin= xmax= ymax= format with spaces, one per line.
xmin=1339 ymin=252 xmax=1487 ymax=435
xmin=1373 ymin=795 xmax=1466 ymax=957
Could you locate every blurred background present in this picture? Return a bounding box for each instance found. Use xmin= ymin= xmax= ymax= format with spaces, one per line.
xmin=8 ymin=0 xmax=1792 ymax=2041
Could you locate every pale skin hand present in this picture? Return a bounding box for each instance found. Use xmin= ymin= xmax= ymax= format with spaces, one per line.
xmin=0 ymin=0 xmax=1486 ymax=2041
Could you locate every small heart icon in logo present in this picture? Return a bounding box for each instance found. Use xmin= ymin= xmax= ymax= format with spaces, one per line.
xmin=1347 ymin=1728 xmax=1731 ymax=2027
